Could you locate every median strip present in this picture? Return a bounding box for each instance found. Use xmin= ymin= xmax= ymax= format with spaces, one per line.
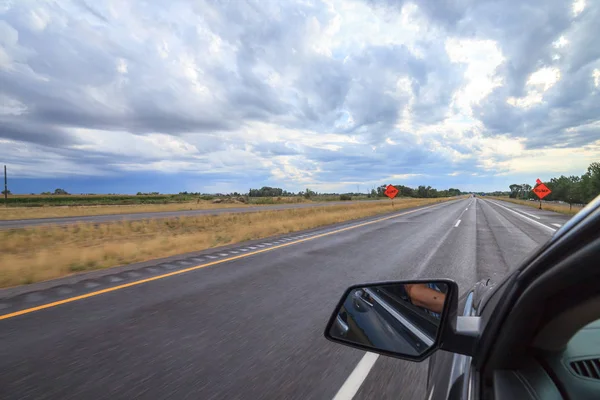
xmin=0 ymin=198 xmax=458 ymax=288
xmin=0 ymin=200 xmax=459 ymax=320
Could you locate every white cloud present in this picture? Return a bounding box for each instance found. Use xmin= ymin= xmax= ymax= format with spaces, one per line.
xmin=446 ymin=38 xmax=504 ymax=114
xmin=573 ymin=0 xmax=586 ymax=16
xmin=507 ymin=67 xmax=561 ymax=108
xmin=495 ymin=139 xmax=600 ymax=175
xmin=25 ymin=8 xmax=50 ymax=31
xmin=116 ymin=58 xmax=127 ymax=74
xmin=553 ymin=36 xmax=569 ymax=49
xmin=0 ymin=0 xmax=599 ymax=193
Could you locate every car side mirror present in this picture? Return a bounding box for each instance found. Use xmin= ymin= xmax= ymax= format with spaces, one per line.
xmin=324 ymin=280 xmax=458 ymax=362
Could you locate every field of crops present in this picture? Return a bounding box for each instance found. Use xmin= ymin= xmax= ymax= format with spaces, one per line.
xmin=0 ymin=193 xmax=382 ymax=208
xmin=0 ymin=194 xmax=207 ymax=207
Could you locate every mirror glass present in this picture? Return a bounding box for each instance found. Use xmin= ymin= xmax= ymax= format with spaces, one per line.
xmin=328 ymin=282 xmax=449 ymax=357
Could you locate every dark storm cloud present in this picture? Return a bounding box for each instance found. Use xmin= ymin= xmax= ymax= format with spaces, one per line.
xmin=0 ymin=118 xmax=80 ymax=147
xmin=366 ymin=0 xmax=600 ymax=149
xmin=1 ymin=0 xmax=598 ymax=187
xmin=298 ymin=134 xmax=460 ymax=184
xmin=1 ymin=0 xmax=462 ymax=151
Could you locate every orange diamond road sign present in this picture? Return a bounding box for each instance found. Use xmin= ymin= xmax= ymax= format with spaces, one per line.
xmin=384 ymin=185 xmax=399 ymax=199
xmin=532 ymin=183 xmax=551 ymax=199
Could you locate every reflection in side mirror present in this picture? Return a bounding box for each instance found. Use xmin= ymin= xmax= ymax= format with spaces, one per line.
xmin=325 ymin=281 xmax=453 ymax=361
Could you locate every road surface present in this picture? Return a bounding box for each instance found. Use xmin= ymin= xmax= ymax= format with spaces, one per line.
xmin=0 ymin=197 xmax=571 ymax=399
xmin=0 ymin=200 xmax=387 ymax=230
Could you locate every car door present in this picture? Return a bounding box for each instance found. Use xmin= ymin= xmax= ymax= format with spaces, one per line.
xmin=426 ymin=278 xmax=502 ymax=400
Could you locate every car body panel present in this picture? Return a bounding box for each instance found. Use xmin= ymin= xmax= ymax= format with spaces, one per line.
xmin=427 ymin=279 xmax=496 ymax=400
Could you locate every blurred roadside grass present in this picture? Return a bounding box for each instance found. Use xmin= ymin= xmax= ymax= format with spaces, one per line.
xmin=486 ymin=196 xmax=584 ymax=215
xmin=0 ymin=197 xmax=457 ymax=288
xmin=0 ymin=200 xmax=263 ymax=221
xmin=0 ymin=196 xmax=369 ymax=220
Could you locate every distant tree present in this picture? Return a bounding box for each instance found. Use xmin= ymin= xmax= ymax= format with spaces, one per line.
xmin=53 ymin=188 xmax=69 ymax=195
xmin=304 ymin=188 xmax=316 ymax=199
xmin=581 ymin=162 xmax=600 ymax=203
xmin=509 ymin=184 xmax=522 ymax=198
xmin=521 ymin=184 xmax=532 ymax=199
xmin=249 ymin=186 xmax=285 ymax=197
xmin=1 ymin=189 xmax=10 ymax=195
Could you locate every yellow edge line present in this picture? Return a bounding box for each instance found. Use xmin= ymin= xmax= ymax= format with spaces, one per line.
xmin=0 ymin=201 xmax=447 ymax=321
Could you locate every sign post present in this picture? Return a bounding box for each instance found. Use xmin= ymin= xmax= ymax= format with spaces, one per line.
xmin=3 ymin=165 xmax=7 ymax=207
xmin=532 ymin=180 xmax=551 ymax=210
xmin=384 ymin=184 xmax=399 ymax=207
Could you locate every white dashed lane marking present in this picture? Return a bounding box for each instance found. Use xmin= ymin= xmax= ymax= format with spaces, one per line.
xmin=332 ymin=352 xmax=380 ymax=400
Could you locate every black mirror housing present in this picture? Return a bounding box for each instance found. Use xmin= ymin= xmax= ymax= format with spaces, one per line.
xmin=324 ymin=279 xmax=459 ymax=362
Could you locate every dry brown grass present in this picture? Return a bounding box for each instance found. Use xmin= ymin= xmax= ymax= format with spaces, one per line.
xmin=0 ymin=197 xmax=319 ymax=220
xmin=0 ymin=200 xmax=254 ymax=220
xmin=486 ymin=196 xmax=584 ymax=215
xmin=0 ymin=197 xmax=456 ymax=288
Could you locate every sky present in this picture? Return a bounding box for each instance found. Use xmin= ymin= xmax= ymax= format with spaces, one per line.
xmin=1 ymin=0 xmax=599 ymax=194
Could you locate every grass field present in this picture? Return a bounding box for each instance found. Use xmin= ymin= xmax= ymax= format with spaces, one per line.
xmin=0 ymin=195 xmax=380 ymax=220
xmin=0 ymin=197 xmax=457 ymax=288
xmin=0 ymin=193 xmax=362 ymax=208
xmin=0 ymin=200 xmax=252 ymax=220
xmin=0 ymin=194 xmax=200 ymax=207
xmin=0 ymin=196 xmax=319 ymax=220
xmin=487 ymin=196 xmax=584 ymax=215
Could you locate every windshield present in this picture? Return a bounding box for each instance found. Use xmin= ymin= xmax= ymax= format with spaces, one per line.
xmin=0 ymin=1 xmax=599 ymax=399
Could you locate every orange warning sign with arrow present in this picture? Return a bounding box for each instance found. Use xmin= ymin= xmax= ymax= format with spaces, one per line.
xmin=384 ymin=185 xmax=399 ymax=199
xmin=532 ymin=183 xmax=551 ymax=199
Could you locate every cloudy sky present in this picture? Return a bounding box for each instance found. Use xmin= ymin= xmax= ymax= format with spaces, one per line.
xmin=1 ymin=0 xmax=599 ymax=194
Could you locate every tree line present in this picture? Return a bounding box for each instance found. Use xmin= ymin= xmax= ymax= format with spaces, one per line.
xmin=373 ymin=185 xmax=462 ymax=198
xmin=508 ymin=162 xmax=600 ymax=205
xmin=246 ymin=185 xmax=463 ymax=199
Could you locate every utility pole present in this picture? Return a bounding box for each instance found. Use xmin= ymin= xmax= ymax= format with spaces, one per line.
xmin=4 ymin=165 xmax=7 ymax=206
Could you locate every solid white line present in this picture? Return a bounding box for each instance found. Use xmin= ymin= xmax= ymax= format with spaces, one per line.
xmin=455 ymin=219 xmax=461 ymax=227
xmin=505 ymin=205 xmax=541 ymax=219
xmin=485 ymin=200 xmax=556 ymax=232
xmin=487 ymin=199 xmax=541 ymax=219
xmin=552 ymin=223 xmax=562 ymax=228
xmin=428 ymin=386 xmax=435 ymax=400
xmin=332 ymin=352 xmax=380 ymax=400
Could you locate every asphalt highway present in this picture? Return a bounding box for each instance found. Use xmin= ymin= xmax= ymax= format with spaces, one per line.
xmin=0 ymin=200 xmax=387 ymax=230
xmin=0 ymin=197 xmax=570 ymax=399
